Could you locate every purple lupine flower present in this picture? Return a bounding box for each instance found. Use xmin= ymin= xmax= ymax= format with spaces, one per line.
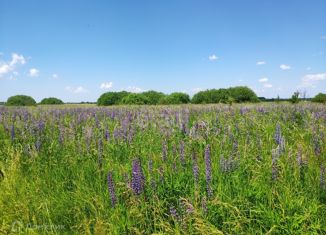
xmin=35 ymin=139 xmax=41 ymax=152
xmin=205 ymin=144 xmax=212 ymax=198
xmin=296 ymin=148 xmax=303 ymax=169
xmin=271 ymin=148 xmax=279 ymax=181
xmin=131 ymin=158 xmax=145 ymax=195
xmin=162 ymin=141 xmax=167 ymax=162
xmin=105 ymin=128 xmax=110 ymax=141
xmin=170 ymin=206 xmax=178 ymax=219
xmin=11 ymin=124 xmax=15 ymax=141
xmin=107 ymin=171 xmax=117 ymax=207
xmin=179 ymin=198 xmax=194 ymax=215
xmin=274 ymin=123 xmax=282 ymax=146
xmin=201 ymin=196 xmax=208 ymax=215
xmin=159 ymin=166 xmax=164 ymax=183
xmin=313 ymin=134 xmax=321 ymax=157
xmin=179 ymin=141 xmax=185 ymax=166
xmin=192 ymin=151 xmax=199 ymax=185
xmin=98 ymin=138 xmax=103 ymax=169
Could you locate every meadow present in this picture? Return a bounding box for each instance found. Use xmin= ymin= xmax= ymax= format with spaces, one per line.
xmin=0 ymin=103 xmax=325 ymax=234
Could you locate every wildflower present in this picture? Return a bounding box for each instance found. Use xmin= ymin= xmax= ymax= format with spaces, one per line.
xmin=107 ymin=171 xmax=117 ymax=207
xmin=131 ymin=158 xmax=145 ymax=195
xmin=179 ymin=140 xmax=185 ymax=166
xmin=11 ymin=124 xmax=15 ymax=141
xmin=162 ymin=141 xmax=167 ymax=162
xmin=205 ymin=144 xmax=212 ymax=197
xmin=192 ymin=151 xmax=199 ymax=185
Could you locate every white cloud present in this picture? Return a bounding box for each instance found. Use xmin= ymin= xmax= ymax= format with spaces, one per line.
xmin=263 ymin=83 xmax=273 ymax=88
xmin=126 ymin=86 xmax=144 ymax=93
xmin=303 ymin=73 xmax=326 ymax=82
xmin=0 ymin=64 xmax=11 ymax=76
xmin=259 ymin=77 xmax=268 ymax=83
xmin=299 ymin=73 xmax=326 ymax=88
xmin=306 ymin=67 xmax=312 ymax=71
xmin=52 ymin=73 xmax=58 ymax=79
xmin=100 ymin=82 xmax=113 ymax=90
xmin=208 ymin=54 xmax=218 ymax=61
xmin=65 ymin=86 xmax=88 ymax=93
xmin=256 ymin=61 xmax=266 ymax=65
xmin=280 ymin=64 xmax=291 ymax=70
xmin=29 ymin=68 xmax=39 ymax=77
xmin=0 ymin=53 xmax=26 ymax=77
xmin=10 ymin=53 xmax=26 ymax=66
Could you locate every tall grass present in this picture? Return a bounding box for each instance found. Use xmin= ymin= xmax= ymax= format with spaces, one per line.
xmin=0 ymin=103 xmax=325 ymax=234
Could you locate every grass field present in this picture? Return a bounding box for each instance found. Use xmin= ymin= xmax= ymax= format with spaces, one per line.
xmin=0 ymin=103 xmax=325 ymax=234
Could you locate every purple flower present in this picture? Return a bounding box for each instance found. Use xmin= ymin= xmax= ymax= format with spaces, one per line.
xmin=107 ymin=171 xmax=117 ymax=207
xmin=320 ymin=166 xmax=326 ymax=191
xmin=162 ymin=141 xmax=167 ymax=162
xmin=131 ymin=158 xmax=145 ymax=195
xmin=105 ymin=128 xmax=110 ymax=141
xmin=205 ymin=144 xmax=212 ymax=197
xmin=11 ymin=124 xmax=15 ymax=141
xmin=98 ymin=138 xmax=103 ymax=169
xmin=179 ymin=140 xmax=185 ymax=166
xmin=170 ymin=206 xmax=178 ymax=219
xmin=35 ymin=139 xmax=41 ymax=152
xmin=192 ymin=151 xmax=199 ymax=185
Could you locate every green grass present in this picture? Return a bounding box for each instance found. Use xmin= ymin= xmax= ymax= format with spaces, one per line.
xmin=0 ymin=103 xmax=325 ymax=234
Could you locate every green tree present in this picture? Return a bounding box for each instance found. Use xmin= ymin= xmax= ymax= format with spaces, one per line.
xmin=121 ymin=93 xmax=150 ymax=105
xmin=6 ymin=95 xmax=36 ymax=106
xmin=97 ymin=91 xmax=130 ymax=106
xmin=159 ymin=92 xmax=190 ymax=104
xmin=141 ymin=90 xmax=166 ymax=105
xmin=40 ymin=97 xmax=64 ymax=105
xmin=311 ymin=93 xmax=326 ymax=103
xmin=228 ymin=86 xmax=258 ymax=102
xmin=290 ymin=91 xmax=300 ymax=104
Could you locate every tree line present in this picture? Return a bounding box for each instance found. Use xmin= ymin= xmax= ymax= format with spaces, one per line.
xmin=3 ymin=88 xmax=326 ymax=106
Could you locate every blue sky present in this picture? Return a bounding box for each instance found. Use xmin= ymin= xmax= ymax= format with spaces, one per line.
xmin=0 ymin=0 xmax=325 ymax=102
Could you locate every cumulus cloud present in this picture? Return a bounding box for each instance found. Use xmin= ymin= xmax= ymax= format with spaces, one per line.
xmin=0 ymin=53 xmax=26 ymax=77
xmin=256 ymin=61 xmax=266 ymax=65
xmin=52 ymin=73 xmax=58 ymax=79
xmin=259 ymin=77 xmax=268 ymax=83
xmin=299 ymin=73 xmax=326 ymax=88
xmin=280 ymin=64 xmax=291 ymax=70
xmin=208 ymin=54 xmax=218 ymax=61
xmin=65 ymin=86 xmax=88 ymax=93
xmin=126 ymin=86 xmax=144 ymax=93
xmin=100 ymin=82 xmax=113 ymax=90
xmin=29 ymin=68 xmax=39 ymax=77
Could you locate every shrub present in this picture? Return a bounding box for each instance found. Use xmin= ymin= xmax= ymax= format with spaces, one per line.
xmin=290 ymin=91 xmax=300 ymax=104
xmin=160 ymin=92 xmax=190 ymax=104
xmin=6 ymin=95 xmax=36 ymax=106
xmin=312 ymin=93 xmax=326 ymax=103
xmin=192 ymin=87 xmax=257 ymax=104
xmin=121 ymin=93 xmax=150 ymax=105
xmin=228 ymin=86 xmax=259 ymax=103
xmin=141 ymin=91 xmax=166 ymax=105
xmin=97 ymin=91 xmax=130 ymax=106
xmin=40 ymin=97 xmax=64 ymax=105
